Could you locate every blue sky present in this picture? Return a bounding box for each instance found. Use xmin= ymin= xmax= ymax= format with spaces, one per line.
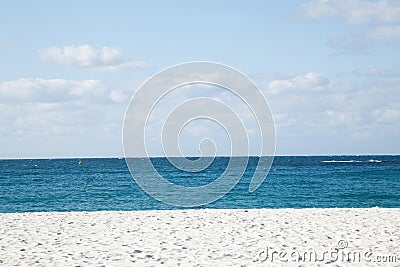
xmin=1 ymin=0 xmax=399 ymax=158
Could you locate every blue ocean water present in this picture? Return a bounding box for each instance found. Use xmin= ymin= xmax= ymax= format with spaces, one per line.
xmin=0 ymin=156 xmax=399 ymax=213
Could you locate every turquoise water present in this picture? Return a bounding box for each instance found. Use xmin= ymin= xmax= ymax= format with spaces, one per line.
xmin=0 ymin=156 xmax=399 ymax=213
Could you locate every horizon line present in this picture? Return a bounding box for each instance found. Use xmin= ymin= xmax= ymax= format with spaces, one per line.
xmin=0 ymin=153 xmax=399 ymax=160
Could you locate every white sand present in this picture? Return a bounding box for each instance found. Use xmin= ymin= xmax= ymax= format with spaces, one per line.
xmin=1 ymin=208 xmax=399 ymax=266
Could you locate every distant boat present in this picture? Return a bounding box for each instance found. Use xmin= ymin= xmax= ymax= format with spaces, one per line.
xmin=79 ymin=158 xmax=83 ymax=165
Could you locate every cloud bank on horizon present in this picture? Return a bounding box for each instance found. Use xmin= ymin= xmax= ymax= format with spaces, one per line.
xmin=0 ymin=0 xmax=399 ymax=158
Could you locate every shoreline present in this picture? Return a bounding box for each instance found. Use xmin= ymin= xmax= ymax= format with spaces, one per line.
xmin=0 ymin=206 xmax=397 ymax=214
xmin=1 ymin=208 xmax=399 ymax=266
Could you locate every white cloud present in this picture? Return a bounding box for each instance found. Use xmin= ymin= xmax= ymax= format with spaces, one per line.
xmin=108 ymin=90 xmax=128 ymax=103
xmin=68 ymin=80 xmax=106 ymax=100
xmin=373 ymin=108 xmax=400 ymax=123
xmin=300 ymin=0 xmax=400 ymax=53
xmin=354 ymin=67 xmax=400 ymax=77
xmin=268 ymin=72 xmax=329 ymax=94
xmin=0 ymin=77 xmax=134 ymax=158
xmin=1 ymin=73 xmax=398 ymax=157
xmin=0 ymin=78 xmax=135 ymax=108
xmin=124 ymin=82 xmax=269 ymax=157
xmin=327 ymin=33 xmax=367 ymax=54
xmin=327 ymin=25 xmax=400 ymax=53
xmin=38 ymin=45 xmax=149 ymax=72
xmin=0 ymin=78 xmax=74 ymax=103
xmin=300 ymin=0 xmax=400 ymax=24
xmin=259 ymin=71 xmax=400 ymax=152
xmin=97 ymin=61 xmax=149 ymax=72
xmin=0 ymin=78 xmax=113 ymax=104
xmin=365 ymin=24 xmax=400 ymax=41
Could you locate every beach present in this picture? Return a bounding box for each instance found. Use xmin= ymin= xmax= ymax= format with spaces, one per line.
xmin=1 ymin=208 xmax=399 ymax=266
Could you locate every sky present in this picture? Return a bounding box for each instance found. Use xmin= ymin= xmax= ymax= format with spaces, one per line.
xmin=0 ymin=0 xmax=399 ymax=158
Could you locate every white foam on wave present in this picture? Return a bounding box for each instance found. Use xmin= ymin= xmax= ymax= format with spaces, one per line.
xmin=368 ymin=159 xmax=382 ymax=163
xmin=322 ymin=160 xmax=362 ymax=163
xmin=322 ymin=159 xmax=382 ymax=163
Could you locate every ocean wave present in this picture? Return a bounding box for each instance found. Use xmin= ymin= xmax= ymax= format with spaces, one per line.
xmin=368 ymin=159 xmax=382 ymax=163
xmin=322 ymin=159 xmax=382 ymax=163
xmin=322 ymin=160 xmax=362 ymax=163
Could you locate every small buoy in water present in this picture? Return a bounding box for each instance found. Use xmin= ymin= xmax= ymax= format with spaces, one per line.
xmin=79 ymin=158 xmax=83 ymax=165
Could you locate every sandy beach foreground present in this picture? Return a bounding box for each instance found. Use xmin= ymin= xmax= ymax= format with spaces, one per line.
xmin=1 ymin=208 xmax=399 ymax=266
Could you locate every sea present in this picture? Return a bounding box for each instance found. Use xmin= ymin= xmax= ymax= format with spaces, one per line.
xmin=0 ymin=156 xmax=399 ymax=213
